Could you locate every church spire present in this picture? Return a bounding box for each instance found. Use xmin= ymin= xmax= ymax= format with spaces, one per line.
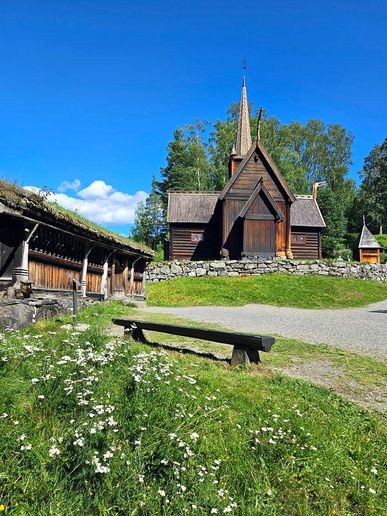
xmin=235 ymin=69 xmax=252 ymax=156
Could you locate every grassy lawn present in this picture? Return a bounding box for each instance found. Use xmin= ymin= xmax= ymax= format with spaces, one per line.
xmin=1 ymin=302 xmax=386 ymax=514
xmin=116 ymin=308 xmax=387 ymax=410
xmin=146 ymin=273 xmax=387 ymax=308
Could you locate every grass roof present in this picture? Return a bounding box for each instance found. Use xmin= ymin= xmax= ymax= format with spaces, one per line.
xmin=0 ymin=180 xmax=152 ymax=256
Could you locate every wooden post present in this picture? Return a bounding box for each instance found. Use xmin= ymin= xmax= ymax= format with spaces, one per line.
xmin=81 ymin=246 xmax=93 ymax=298
xmin=129 ymin=256 xmax=141 ymax=297
xmin=100 ymin=251 xmax=113 ymax=300
xmin=111 ymin=256 xmax=115 ymax=296
xmin=141 ymin=261 xmax=146 ymax=297
xmin=72 ymin=279 xmax=78 ymax=328
xmin=285 ymin=203 xmax=293 ymax=259
xmin=13 ymin=223 xmax=39 ymax=285
xmin=123 ymin=256 xmax=129 ymax=296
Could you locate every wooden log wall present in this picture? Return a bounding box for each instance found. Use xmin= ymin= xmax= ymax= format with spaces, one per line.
xmin=170 ymin=224 xmax=220 ymax=260
xmin=291 ymin=227 xmax=321 ymax=259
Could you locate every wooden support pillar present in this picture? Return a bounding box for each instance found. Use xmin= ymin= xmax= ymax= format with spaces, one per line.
xmin=129 ymin=256 xmax=141 ymax=297
xmin=285 ymin=203 xmax=293 ymax=259
xmin=81 ymin=246 xmax=93 ymax=298
xmin=141 ymin=261 xmax=146 ymax=298
xmin=13 ymin=223 xmax=39 ymax=285
xmin=111 ymin=256 xmax=115 ymax=296
xmin=100 ymin=251 xmax=113 ymax=300
xmin=123 ymin=256 xmax=129 ymax=296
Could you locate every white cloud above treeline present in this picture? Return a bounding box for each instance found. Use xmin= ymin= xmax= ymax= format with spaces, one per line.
xmin=24 ymin=180 xmax=148 ymax=225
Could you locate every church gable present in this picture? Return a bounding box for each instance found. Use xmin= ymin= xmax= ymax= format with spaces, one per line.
xmin=220 ymin=143 xmax=295 ymax=204
xmin=238 ymin=180 xmax=285 ymax=221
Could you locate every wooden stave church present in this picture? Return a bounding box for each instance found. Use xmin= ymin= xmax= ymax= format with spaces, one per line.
xmin=167 ymin=78 xmax=326 ymax=261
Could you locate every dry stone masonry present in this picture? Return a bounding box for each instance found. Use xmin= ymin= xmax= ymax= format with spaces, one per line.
xmin=146 ymin=259 xmax=387 ymax=283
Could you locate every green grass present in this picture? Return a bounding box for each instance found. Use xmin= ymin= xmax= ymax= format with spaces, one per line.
xmin=120 ymin=309 xmax=387 ymax=404
xmin=146 ymin=273 xmax=387 ymax=308
xmin=1 ymin=302 xmax=386 ymax=514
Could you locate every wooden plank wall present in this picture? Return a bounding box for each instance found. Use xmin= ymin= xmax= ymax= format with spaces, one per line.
xmin=29 ymin=261 xmax=82 ymax=290
xmin=359 ymin=249 xmax=380 ymax=264
xmin=243 ymin=220 xmax=275 ymax=256
xmin=291 ymin=227 xmax=321 ymax=259
xmin=171 ymin=224 xmax=220 ymax=260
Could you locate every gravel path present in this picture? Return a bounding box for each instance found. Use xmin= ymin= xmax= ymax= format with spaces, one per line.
xmin=145 ymin=299 xmax=387 ymax=361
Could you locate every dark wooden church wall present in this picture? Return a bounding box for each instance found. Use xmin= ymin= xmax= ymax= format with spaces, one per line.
xmin=171 ymin=223 xmax=220 ymax=260
xmin=291 ymin=227 xmax=321 ymax=259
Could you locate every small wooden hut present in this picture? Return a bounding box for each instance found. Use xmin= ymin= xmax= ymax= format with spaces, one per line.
xmin=354 ymin=224 xmax=382 ymax=264
xmin=0 ymin=181 xmax=152 ymax=299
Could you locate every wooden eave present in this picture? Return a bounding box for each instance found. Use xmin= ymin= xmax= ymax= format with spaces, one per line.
xmin=238 ymin=179 xmax=285 ymax=221
xmin=219 ymin=140 xmax=296 ymax=203
xmin=0 ymin=202 xmax=152 ymax=259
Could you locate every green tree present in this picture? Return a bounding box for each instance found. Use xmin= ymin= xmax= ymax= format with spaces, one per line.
xmin=157 ymin=120 xmax=213 ymax=207
xmin=350 ymin=138 xmax=387 ymax=234
xmin=131 ymin=178 xmax=167 ymax=250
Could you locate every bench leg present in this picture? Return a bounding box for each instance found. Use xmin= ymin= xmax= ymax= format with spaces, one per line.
xmin=231 ymin=345 xmax=260 ymax=366
xmin=124 ymin=326 xmax=147 ymax=343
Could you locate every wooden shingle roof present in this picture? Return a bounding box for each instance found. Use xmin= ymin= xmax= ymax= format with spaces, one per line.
xmin=290 ymin=196 xmax=326 ymax=228
xmin=357 ymin=225 xmax=382 ymax=249
xmin=167 ymin=192 xmax=220 ymax=223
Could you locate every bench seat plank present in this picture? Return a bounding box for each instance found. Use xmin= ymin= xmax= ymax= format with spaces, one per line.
xmin=112 ymin=318 xmax=275 ymax=353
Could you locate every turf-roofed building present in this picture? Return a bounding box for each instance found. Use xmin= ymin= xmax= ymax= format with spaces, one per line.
xmin=167 ymin=78 xmax=326 ymax=261
xmin=0 ymin=181 xmax=152 ymax=299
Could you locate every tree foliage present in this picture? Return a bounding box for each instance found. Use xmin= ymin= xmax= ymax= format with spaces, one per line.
xmin=349 ymin=138 xmax=387 ymax=234
xmin=131 ymin=178 xmax=167 ymax=250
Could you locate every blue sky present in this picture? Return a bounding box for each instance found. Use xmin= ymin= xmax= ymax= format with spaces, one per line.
xmin=0 ymin=0 xmax=386 ymax=234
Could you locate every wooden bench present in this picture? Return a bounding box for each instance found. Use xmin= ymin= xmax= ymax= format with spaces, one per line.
xmin=112 ymin=318 xmax=275 ymax=365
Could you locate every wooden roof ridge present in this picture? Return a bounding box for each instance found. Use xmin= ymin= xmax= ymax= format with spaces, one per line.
xmin=167 ymin=190 xmax=221 ymax=195
xmin=219 ymin=140 xmax=296 ymax=203
xmin=238 ymin=178 xmax=285 ymax=220
xmin=357 ymin=225 xmax=382 ymax=249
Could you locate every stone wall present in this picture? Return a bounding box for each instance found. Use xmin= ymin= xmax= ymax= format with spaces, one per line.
xmin=146 ymin=259 xmax=387 ymax=283
xmin=0 ymin=296 xmax=98 ymax=330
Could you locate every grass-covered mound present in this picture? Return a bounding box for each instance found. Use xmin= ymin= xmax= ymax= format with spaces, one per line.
xmin=0 ymin=303 xmax=386 ymax=514
xmin=146 ymin=273 xmax=387 ymax=308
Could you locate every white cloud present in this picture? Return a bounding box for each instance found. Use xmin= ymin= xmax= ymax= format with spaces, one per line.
xmin=57 ymin=179 xmax=81 ymax=193
xmin=77 ymin=180 xmax=114 ymax=199
xmin=24 ymin=180 xmax=148 ymax=225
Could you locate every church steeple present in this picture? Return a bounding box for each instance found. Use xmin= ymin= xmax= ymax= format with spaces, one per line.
xmin=235 ymin=75 xmax=252 ymax=156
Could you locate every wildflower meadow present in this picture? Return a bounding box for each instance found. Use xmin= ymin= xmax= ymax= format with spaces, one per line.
xmin=0 ymin=302 xmax=386 ymax=514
